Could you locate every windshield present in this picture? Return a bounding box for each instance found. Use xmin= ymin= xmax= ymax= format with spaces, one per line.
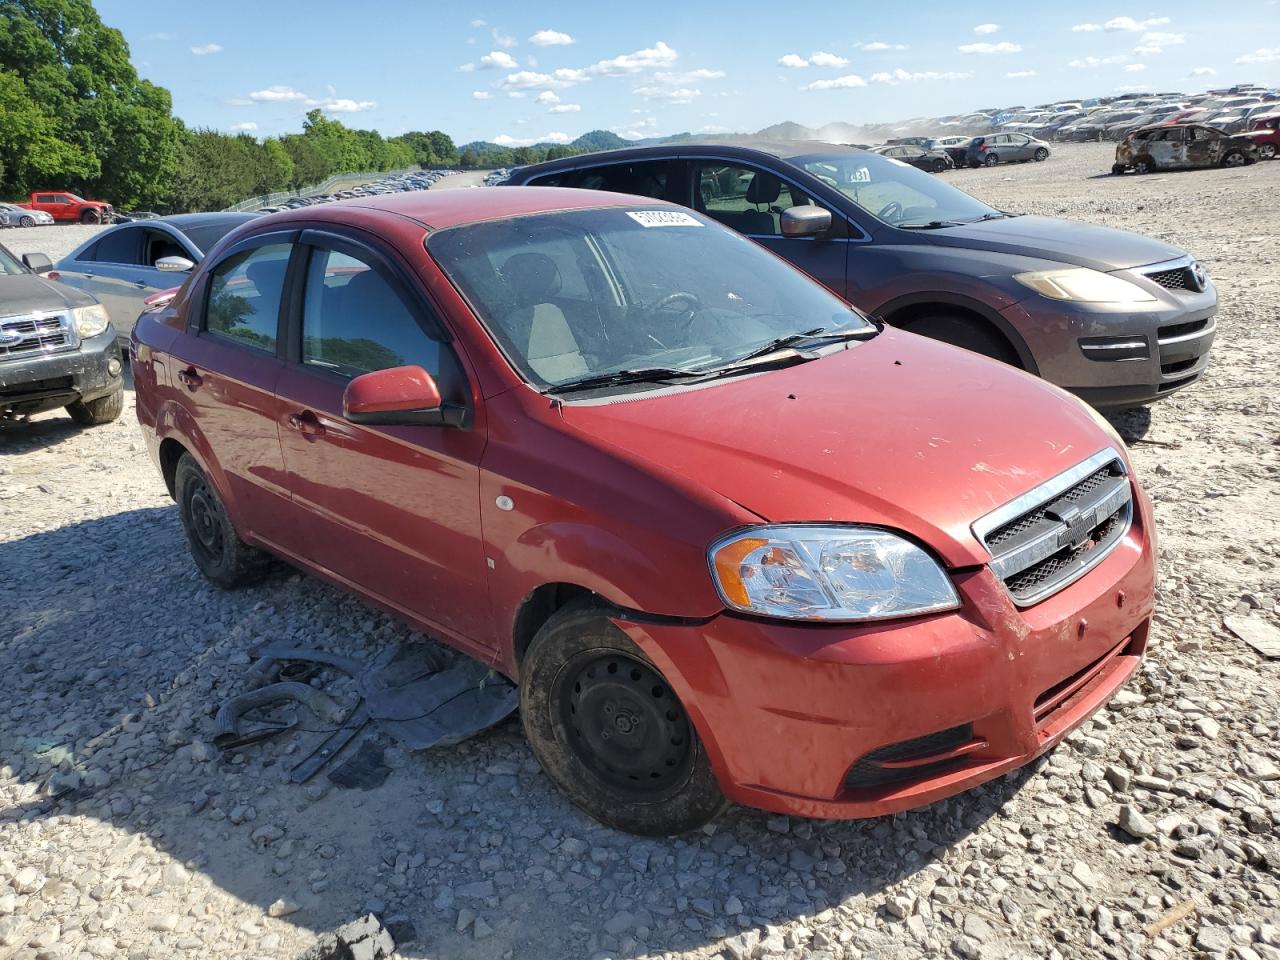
xmin=795 ymin=151 xmax=998 ymax=226
xmin=0 ymin=243 xmax=25 ymax=276
xmin=428 ymin=207 xmax=874 ymax=391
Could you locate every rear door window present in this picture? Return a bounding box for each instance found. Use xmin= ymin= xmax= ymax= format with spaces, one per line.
xmin=205 ymin=243 xmax=292 ymax=352
xmin=83 ymin=227 xmax=143 ymax=265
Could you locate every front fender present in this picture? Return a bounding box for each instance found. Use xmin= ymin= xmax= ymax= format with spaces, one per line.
xmin=874 ymin=287 xmax=1041 ymax=375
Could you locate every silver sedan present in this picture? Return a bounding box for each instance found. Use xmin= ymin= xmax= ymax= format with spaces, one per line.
xmin=53 ymin=213 xmax=258 ymax=344
xmin=0 ymin=203 xmax=55 ymax=227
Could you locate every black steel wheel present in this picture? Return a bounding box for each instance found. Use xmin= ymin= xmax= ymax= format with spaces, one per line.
xmin=174 ymin=453 xmax=270 ymax=589
xmin=520 ymin=600 xmax=728 ymax=835
xmin=1221 ymin=150 xmax=1247 ymax=168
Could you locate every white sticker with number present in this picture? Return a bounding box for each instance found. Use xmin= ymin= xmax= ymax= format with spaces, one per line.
xmin=850 ymin=167 xmax=872 ymax=182
xmin=626 ymin=210 xmax=703 ymax=228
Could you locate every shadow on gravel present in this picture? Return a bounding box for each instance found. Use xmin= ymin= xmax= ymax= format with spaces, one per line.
xmin=1105 ymin=405 xmax=1153 ymax=444
xmin=0 ymin=365 xmax=136 ymax=455
xmin=1 ymin=509 xmax=1031 ymax=959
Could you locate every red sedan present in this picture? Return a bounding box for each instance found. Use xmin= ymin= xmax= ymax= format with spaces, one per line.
xmin=132 ymin=188 xmax=1155 ymax=835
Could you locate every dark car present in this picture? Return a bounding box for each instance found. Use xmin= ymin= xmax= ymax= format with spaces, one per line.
xmin=871 ymin=144 xmax=954 ymax=173
xmin=52 ymin=213 xmax=258 ymax=345
xmin=0 ymin=241 xmax=123 ymax=425
xmin=505 ymin=140 xmax=1216 ymax=407
xmin=1114 ymin=124 xmax=1259 ymax=174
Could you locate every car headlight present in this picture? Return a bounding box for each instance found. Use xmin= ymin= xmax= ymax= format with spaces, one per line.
xmin=709 ymin=525 xmax=960 ymax=622
xmin=1013 ymin=268 xmax=1156 ymax=304
xmin=72 ymin=304 xmax=110 ymax=338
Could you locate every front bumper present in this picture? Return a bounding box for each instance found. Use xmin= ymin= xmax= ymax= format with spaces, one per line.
xmin=1002 ymin=268 xmax=1217 ymax=408
xmin=0 ymin=327 xmax=123 ymax=416
xmin=615 ymin=486 xmax=1156 ymax=820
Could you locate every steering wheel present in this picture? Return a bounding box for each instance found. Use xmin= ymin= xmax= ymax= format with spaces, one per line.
xmin=654 ymin=292 xmax=702 ymax=316
xmin=877 ymin=200 xmax=903 ymax=222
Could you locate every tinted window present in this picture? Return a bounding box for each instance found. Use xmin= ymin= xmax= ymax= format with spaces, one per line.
xmin=144 ymin=230 xmax=188 ymax=266
xmin=567 ymin=161 xmax=671 ymax=200
xmin=183 ymin=220 xmax=248 ymax=255
xmin=205 ymin=243 xmax=291 ymax=352
xmin=84 ymin=227 xmax=142 ymax=265
xmin=692 ymin=164 xmax=819 ymax=237
xmin=301 ymin=249 xmax=440 ymax=378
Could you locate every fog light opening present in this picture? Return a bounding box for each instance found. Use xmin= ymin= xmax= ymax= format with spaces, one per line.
xmin=107 ymin=357 xmax=123 ymax=377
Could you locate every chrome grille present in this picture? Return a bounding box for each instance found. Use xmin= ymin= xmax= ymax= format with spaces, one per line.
xmin=972 ymin=449 xmax=1133 ymax=607
xmin=0 ymin=312 xmax=77 ymax=359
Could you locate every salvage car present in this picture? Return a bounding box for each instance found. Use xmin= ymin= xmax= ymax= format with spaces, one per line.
xmin=1113 ymin=123 xmax=1258 ymax=174
xmin=870 ymin=144 xmax=954 ymax=173
xmin=16 ymin=191 xmax=114 ymax=224
xmin=0 ymin=240 xmax=123 ymax=425
xmin=133 ymin=188 xmax=1156 ymax=835
xmin=1244 ymin=113 xmax=1280 ymax=160
xmin=507 ymin=141 xmax=1217 ymax=407
xmin=52 ymin=213 xmax=258 ymax=345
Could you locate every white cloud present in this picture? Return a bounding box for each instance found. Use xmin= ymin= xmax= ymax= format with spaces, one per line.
xmin=494 ymin=131 xmax=572 ymax=147
xmin=543 ymin=132 xmax=570 ymax=143
xmin=1189 ymin=66 xmax=1217 ymax=76
xmin=778 ymin=54 xmax=809 ymax=68
xmin=1072 ymin=23 xmax=1103 ymax=31
xmin=470 ymin=19 xmax=486 ymax=27
xmin=634 ymin=85 xmax=701 ymax=103
xmin=973 ymin=23 xmax=1000 ymax=34
xmin=1007 ymin=70 xmax=1037 ymax=78
xmin=535 ymin=90 xmax=560 ymax=104
xmin=500 ymin=68 xmax=589 ymax=90
xmin=529 ymin=29 xmax=574 ymax=46
xmin=459 ymin=63 xmax=476 ymax=72
xmin=1067 ymin=55 xmax=1127 ymax=68
xmin=810 ymin=51 xmax=849 ymax=67
xmin=656 ymin=68 xmax=724 ymax=82
xmin=1133 ymin=45 xmax=1163 ymax=55
xmin=1073 ymin=15 xmax=1169 ymax=32
xmin=247 ymin=85 xmax=308 ymax=102
xmin=958 ymin=41 xmax=1022 ymax=54
xmin=1124 ymin=63 xmax=1147 ymax=72
xmin=472 ymin=91 xmax=493 ymax=100
xmin=191 ymin=43 xmax=222 ymax=55
xmin=588 ymin=40 xmax=678 ymax=76
xmin=1236 ymin=47 xmax=1280 ymax=63
xmin=319 ymin=98 xmax=376 ymax=113
xmin=507 ymin=91 xmax=526 ymax=98
xmin=870 ymin=68 xmax=973 ymax=84
xmin=492 ymin=29 xmax=517 ymax=49
xmin=146 ymin=31 xmax=175 ymax=41
xmin=549 ymin=103 xmax=581 ymax=113
xmin=229 ymin=122 xmax=258 ymax=132
xmin=1140 ymin=31 xmax=1184 ymax=46
xmin=803 ymin=73 xmax=867 ymax=90
xmin=479 ymin=50 xmax=519 ymax=69
xmin=855 ymin=41 xmax=909 ymax=51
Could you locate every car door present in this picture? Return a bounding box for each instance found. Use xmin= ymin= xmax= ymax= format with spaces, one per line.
xmin=271 ymin=230 xmax=492 ymax=654
xmin=686 ymin=159 xmax=848 ymax=297
xmin=167 ymin=232 xmax=295 ymax=546
xmin=1187 ymin=125 xmax=1225 ymax=166
xmin=1005 ymin=135 xmax=1031 ymax=161
xmin=53 ymin=225 xmax=154 ymax=339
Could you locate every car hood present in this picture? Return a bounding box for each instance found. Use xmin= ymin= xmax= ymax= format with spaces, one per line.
xmin=922 ymin=214 xmax=1185 ymax=271
xmin=559 ymin=331 xmax=1119 ymax=568
xmin=0 ymin=272 xmax=98 ymax=314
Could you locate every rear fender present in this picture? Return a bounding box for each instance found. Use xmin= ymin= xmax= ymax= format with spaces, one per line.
xmin=154 ymin=399 xmax=244 ymax=527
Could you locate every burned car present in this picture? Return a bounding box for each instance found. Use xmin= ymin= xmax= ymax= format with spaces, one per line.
xmin=1113 ymin=123 xmax=1259 ymax=174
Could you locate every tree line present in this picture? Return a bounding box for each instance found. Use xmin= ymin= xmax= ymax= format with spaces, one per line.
xmin=0 ymin=0 xmax=459 ymax=212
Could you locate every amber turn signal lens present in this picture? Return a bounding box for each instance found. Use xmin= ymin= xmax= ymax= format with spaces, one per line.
xmin=712 ymin=537 xmax=767 ymax=608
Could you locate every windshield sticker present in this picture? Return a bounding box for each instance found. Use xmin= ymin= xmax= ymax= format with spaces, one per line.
xmin=627 ymin=210 xmax=703 ymax=228
xmin=849 ymin=167 xmax=872 ymax=183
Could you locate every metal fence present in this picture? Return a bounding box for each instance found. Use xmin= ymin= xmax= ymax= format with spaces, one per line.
xmin=224 ymin=168 xmax=418 ymax=212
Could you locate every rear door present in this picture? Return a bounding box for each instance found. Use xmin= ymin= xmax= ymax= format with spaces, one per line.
xmin=1187 ymin=125 xmax=1226 ymax=166
xmin=167 ymin=231 xmax=295 ymax=544
xmin=271 ymin=229 xmax=492 ymax=654
xmin=1006 ymin=135 xmax=1033 ymax=161
xmin=686 ymin=159 xmax=848 ymax=296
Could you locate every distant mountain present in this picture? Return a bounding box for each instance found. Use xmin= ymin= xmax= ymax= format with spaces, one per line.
xmin=754 ymin=121 xmax=815 ymax=140
xmin=570 ymin=129 xmax=629 ymax=151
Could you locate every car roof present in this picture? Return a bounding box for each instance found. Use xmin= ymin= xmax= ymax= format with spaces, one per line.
xmin=153 ymin=212 xmax=260 ymax=232
xmin=511 ymin=139 xmax=869 ymax=178
xmin=254 ymin=186 xmax=681 ymax=232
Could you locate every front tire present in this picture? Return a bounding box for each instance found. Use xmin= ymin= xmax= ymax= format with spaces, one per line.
xmin=1260 ymin=143 xmax=1277 ymax=161
xmin=1221 ymin=150 xmax=1247 ymax=168
xmin=1033 ymin=147 xmax=1049 ymax=161
xmin=19 ymin=215 xmax=34 ymax=228
xmin=1134 ymin=156 xmax=1157 ymax=174
xmin=1111 ymin=163 xmax=1127 ymax=175
xmin=983 ymin=153 xmax=999 ymax=167
xmin=520 ymin=601 xmax=728 ymax=836
xmin=80 ymin=209 xmax=100 ymax=224
xmin=932 ymin=158 xmax=948 ymax=173
xmin=174 ymin=453 xmax=270 ymax=589
xmin=900 ymin=313 xmax=1021 ymax=367
xmin=66 ymin=384 xmax=123 ymax=425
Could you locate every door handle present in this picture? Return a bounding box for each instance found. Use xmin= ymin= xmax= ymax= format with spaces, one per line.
xmin=177 ymin=367 xmax=203 ymax=388
xmin=286 ymin=411 xmax=325 ymax=438
xmin=134 ymin=280 xmax=148 ymax=288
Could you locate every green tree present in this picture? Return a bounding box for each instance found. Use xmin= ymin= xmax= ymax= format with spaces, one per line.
xmin=427 ymin=130 xmax=458 ymax=166
xmin=459 ymin=147 xmax=480 ymax=168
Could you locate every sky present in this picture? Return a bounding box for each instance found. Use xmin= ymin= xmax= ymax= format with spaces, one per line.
xmin=98 ymin=0 xmax=1280 ymax=145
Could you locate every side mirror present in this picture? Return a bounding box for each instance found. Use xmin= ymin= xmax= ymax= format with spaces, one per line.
xmin=343 ymin=365 xmax=466 ymax=428
xmin=22 ymin=253 xmax=52 ymax=275
xmin=156 ymin=255 xmax=196 ymax=273
xmin=780 ymin=205 xmax=833 ymax=238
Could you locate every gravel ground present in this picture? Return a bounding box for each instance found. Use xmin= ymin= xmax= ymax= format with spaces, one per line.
xmin=1 ymin=142 xmax=1278 ymax=960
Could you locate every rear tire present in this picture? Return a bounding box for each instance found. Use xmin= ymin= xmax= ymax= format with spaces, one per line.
xmin=520 ymin=600 xmax=728 ymax=836
xmin=174 ymin=453 xmax=271 ymax=589
xmin=66 ymin=384 xmax=123 ymax=425
xmin=932 ymin=158 xmax=948 ymax=173
xmin=1111 ymin=163 xmax=1127 ymax=176
xmin=1260 ymin=144 xmax=1277 ymax=161
xmin=80 ymin=209 xmax=100 ymax=224
xmin=1220 ymin=150 xmax=1247 ymax=168
xmin=900 ymin=313 xmax=1021 ymax=367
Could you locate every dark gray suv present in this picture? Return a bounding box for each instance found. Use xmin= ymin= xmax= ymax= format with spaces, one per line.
xmin=505 ymin=140 xmax=1216 ymax=407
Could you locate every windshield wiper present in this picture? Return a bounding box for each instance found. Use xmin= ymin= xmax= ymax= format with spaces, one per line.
xmin=545 ymin=366 xmax=700 ymax=395
xmin=715 ymin=326 xmax=875 ymax=369
xmin=966 ymin=212 xmax=1016 ymax=223
xmin=897 ymin=220 xmax=964 ymax=230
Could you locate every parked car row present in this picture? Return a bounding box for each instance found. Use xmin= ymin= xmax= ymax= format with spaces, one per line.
xmin=255 ymin=169 xmax=457 ymax=215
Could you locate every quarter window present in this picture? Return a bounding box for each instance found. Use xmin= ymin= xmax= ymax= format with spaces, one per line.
xmin=205 ymin=243 xmax=291 ymax=352
xmin=300 ymin=249 xmax=440 ymax=378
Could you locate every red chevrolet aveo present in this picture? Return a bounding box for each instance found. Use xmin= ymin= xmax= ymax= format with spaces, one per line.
xmin=133 ymin=188 xmax=1155 ymax=835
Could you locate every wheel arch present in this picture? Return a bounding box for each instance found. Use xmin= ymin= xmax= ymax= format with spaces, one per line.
xmin=511 ymin=582 xmax=599 ymax=671
xmin=877 ymin=292 xmax=1039 ymax=374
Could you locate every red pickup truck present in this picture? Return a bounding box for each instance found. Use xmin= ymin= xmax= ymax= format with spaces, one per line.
xmin=17 ymin=192 xmax=114 ymax=224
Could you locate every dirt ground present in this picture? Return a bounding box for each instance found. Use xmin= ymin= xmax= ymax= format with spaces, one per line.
xmin=1 ymin=143 xmax=1277 ymax=960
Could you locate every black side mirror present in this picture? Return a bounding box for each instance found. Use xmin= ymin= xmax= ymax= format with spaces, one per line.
xmin=22 ymin=253 xmax=52 ymax=275
xmin=780 ymin=205 xmax=833 ymax=238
